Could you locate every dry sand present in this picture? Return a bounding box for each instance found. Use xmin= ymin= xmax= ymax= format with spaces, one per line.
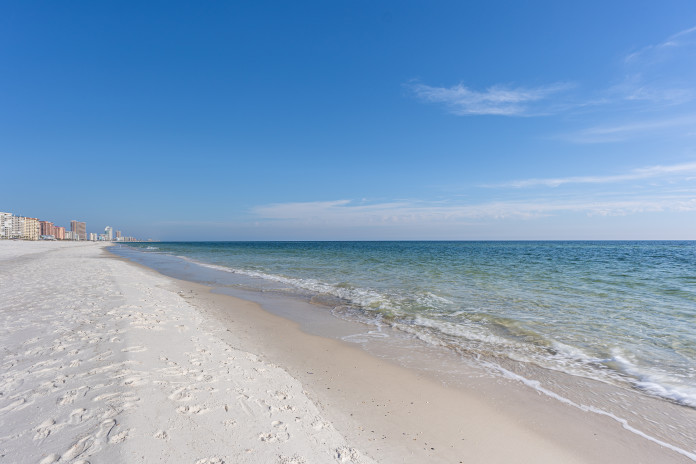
xmin=0 ymin=241 xmax=372 ymax=463
xmin=0 ymin=240 xmax=693 ymax=463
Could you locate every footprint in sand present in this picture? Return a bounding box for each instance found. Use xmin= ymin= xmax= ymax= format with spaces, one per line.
xmin=121 ymin=346 xmax=147 ymax=353
xmin=34 ymin=418 xmax=63 ymax=441
xmin=176 ymin=404 xmax=209 ymax=415
xmin=60 ymin=436 xmax=96 ymax=462
xmin=168 ymin=387 xmax=194 ymax=402
xmin=69 ymin=408 xmax=89 ymax=424
xmin=96 ymin=418 xmax=117 ymax=439
xmin=0 ymin=397 xmax=27 ymax=414
xmin=237 ymin=396 xmax=254 ymax=417
xmin=259 ymin=421 xmax=290 ymax=443
xmin=311 ymin=418 xmax=331 ymax=431
xmin=335 ymin=446 xmax=363 ymax=463
xmin=122 ymin=376 xmax=148 ymax=387
xmin=58 ymin=390 xmax=78 ymax=405
xmin=194 ymin=458 xmax=226 ymax=464
xmin=39 ymin=454 xmax=60 ymax=464
xmin=108 ymin=428 xmax=130 ymax=444
xmin=278 ymin=454 xmax=307 ymax=464
xmin=92 ymin=392 xmax=120 ymax=402
xmin=154 ymin=429 xmax=170 ymax=440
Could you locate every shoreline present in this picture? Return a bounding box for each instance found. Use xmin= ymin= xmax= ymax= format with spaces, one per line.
xmin=1 ymin=240 xmax=693 ymax=463
xmin=1 ymin=241 xmax=374 ymax=463
xmin=106 ymin=244 xmax=695 ymax=462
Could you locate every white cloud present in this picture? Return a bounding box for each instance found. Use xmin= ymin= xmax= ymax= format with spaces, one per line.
xmin=559 ymin=115 xmax=696 ymax=143
xmin=624 ymin=25 xmax=696 ymax=63
xmin=611 ymin=26 xmax=696 ymax=109
xmin=253 ymin=162 xmax=696 ymax=228
xmin=410 ymin=26 xmax=696 ymax=122
xmin=495 ymin=161 xmax=696 ymax=188
xmin=608 ymin=73 xmax=694 ymax=106
xmin=408 ymin=82 xmax=570 ymax=116
xmin=251 ymin=194 xmax=696 ymax=227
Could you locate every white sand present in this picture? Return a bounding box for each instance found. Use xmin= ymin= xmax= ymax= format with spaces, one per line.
xmin=0 ymin=241 xmax=373 ymax=464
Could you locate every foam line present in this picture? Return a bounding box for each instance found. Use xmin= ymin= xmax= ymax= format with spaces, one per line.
xmin=482 ymin=361 xmax=696 ymax=462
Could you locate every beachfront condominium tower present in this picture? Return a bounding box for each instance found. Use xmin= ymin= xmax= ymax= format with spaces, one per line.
xmin=0 ymin=212 xmax=13 ymax=239
xmin=104 ymin=226 xmax=113 ymax=241
xmin=40 ymin=221 xmax=55 ymax=237
xmin=11 ymin=216 xmax=23 ymax=239
xmin=70 ymin=220 xmax=86 ymax=241
xmin=21 ymin=217 xmax=40 ymax=240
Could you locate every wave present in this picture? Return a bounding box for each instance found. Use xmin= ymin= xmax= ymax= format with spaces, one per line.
xmin=609 ymin=349 xmax=696 ymax=408
xmin=130 ymin=246 xmax=696 ymax=410
xmin=174 ymin=255 xmax=452 ymax=317
xmin=484 ymin=361 xmax=696 ymax=462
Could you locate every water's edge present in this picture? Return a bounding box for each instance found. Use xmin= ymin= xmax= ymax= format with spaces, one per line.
xmin=109 ymin=243 xmax=696 ymax=458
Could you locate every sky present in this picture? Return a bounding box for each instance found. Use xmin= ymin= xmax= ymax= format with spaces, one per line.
xmin=2 ymin=1 xmax=696 ymax=240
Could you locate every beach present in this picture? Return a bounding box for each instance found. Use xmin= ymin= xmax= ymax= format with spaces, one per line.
xmin=1 ymin=240 xmax=694 ymax=463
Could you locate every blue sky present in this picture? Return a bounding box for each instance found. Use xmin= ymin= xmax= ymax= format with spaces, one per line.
xmin=2 ymin=1 xmax=695 ymax=240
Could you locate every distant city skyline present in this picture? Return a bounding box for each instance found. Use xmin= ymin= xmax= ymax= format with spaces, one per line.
xmin=0 ymin=210 xmax=140 ymax=242
xmin=2 ymin=2 xmax=695 ymax=240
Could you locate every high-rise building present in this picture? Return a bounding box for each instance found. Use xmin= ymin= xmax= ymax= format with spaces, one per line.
xmin=116 ymin=230 xmax=122 ymax=239
xmin=11 ymin=216 xmax=23 ymax=239
xmin=104 ymin=226 xmax=113 ymax=241
xmin=70 ymin=220 xmax=86 ymax=241
xmin=40 ymin=221 xmax=55 ymax=237
xmin=0 ymin=212 xmax=13 ymax=239
xmin=89 ymin=232 xmax=97 ymax=241
xmin=21 ymin=217 xmax=40 ymax=240
xmin=54 ymin=226 xmax=65 ymax=240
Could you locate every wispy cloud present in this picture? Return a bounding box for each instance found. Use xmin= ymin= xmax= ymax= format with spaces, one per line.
xmin=611 ymin=26 xmax=696 ymax=109
xmin=608 ymin=74 xmax=694 ymax=106
xmin=624 ymin=25 xmax=696 ymax=64
xmin=495 ymin=161 xmax=696 ymax=188
xmin=252 ymin=161 xmax=696 ymax=230
xmin=252 ymin=194 xmax=696 ymax=227
xmin=410 ymin=26 xmax=696 ymax=122
xmin=558 ymin=114 xmax=696 ymax=143
xmin=408 ymin=82 xmax=570 ymax=116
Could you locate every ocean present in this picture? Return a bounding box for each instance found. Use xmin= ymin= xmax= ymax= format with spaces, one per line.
xmin=111 ymin=240 xmax=696 ymax=456
xmin=113 ymin=241 xmax=695 ymax=409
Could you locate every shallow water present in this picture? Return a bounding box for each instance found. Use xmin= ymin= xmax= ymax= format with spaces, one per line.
xmin=116 ymin=241 xmax=696 ymax=409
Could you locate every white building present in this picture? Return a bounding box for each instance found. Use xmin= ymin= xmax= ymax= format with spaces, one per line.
xmin=104 ymin=226 xmax=113 ymax=241
xmin=22 ymin=217 xmax=40 ymax=240
xmin=12 ymin=217 xmax=23 ymax=239
xmin=0 ymin=212 xmax=13 ymax=239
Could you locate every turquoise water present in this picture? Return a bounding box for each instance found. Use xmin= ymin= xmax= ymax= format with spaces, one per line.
xmin=123 ymin=241 xmax=696 ymax=408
